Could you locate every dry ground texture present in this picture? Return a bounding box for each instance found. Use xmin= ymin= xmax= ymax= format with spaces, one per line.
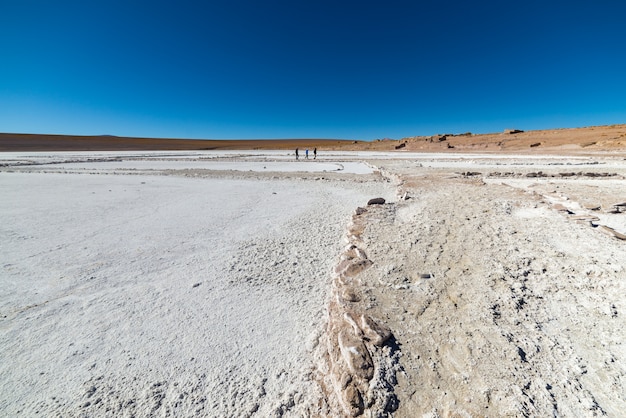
xmin=316 ymin=157 xmax=626 ymax=417
xmin=2 ymin=127 xmax=626 ymax=417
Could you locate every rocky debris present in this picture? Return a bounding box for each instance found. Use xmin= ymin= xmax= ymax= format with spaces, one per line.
xmin=487 ymin=171 xmax=622 ymax=179
xmin=612 ymin=202 xmax=626 ymax=213
xmin=570 ymin=214 xmax=600 ymax=222
xmin=552 ymin=204 xmax=573 ymax=213
xmin=359 ymin=314 xmax=392 ymax=347
xmin=530 ymin=142 xmax=541 ymax=147
xmin=335 ymin=251 xmax=372 ymax=277
xmin=504 ymin=129 xmax=524 ymax=134
xmin=318 ymin=203 xmax=397 ymax=417
xmin=584 ymin=172 xmax=616 ymax=177
xmin=597 ymin=225 xmax=626 ymax=240
xmin=338 ymin=328 xmax=375 ymax=380
xmin=367 ymin=197 xmax=386 ymax=205
xmin=583 ymin=204 xmax=601 ymax=211
xmin=526 ymin=172 xmax=547 ymax=178
xmin=394 ymin=143 xmax=406 ymax=150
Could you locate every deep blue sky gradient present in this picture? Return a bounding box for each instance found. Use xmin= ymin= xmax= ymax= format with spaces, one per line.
xmin=1 ymin=0 xmax=625 ymax=139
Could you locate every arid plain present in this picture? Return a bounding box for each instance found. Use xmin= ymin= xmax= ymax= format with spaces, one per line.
xmin=1 ymin=125 xmax=626 ymax=417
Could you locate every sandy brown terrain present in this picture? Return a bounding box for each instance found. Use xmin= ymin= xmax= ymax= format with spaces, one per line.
xmin=1 ymin=124 xmax=626 ymax=154
xmin=393 ymin=124 xmax=626 ymax=154
xmin=0 ymin=133 xmax=351 ymax=152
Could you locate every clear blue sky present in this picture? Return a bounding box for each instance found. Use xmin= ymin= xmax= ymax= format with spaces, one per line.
xmin=1 ymin=0 xmax=625 ymax=140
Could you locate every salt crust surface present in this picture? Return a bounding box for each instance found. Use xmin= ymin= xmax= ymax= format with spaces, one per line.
xmin=3 ymin=150 xmax=626 ymax=416
xmin=0 ymin=155 xmax=392 ymax=416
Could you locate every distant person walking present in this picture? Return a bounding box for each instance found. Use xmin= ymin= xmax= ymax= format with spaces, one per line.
xmin=295 ymin=148 xmax=299 ymax=160
xmin=313 ymin=148 xmax=317 ymax=159
xmin=305 ymin=149 xmax=309 ymax=159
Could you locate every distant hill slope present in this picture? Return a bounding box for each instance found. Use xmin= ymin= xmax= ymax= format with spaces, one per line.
xmin=0 ymin=133 xmax=353 ymax=151
xmin=1 ymin=125 xmax=625 ymax=153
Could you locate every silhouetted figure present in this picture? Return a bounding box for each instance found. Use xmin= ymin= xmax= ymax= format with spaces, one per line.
xmin=305 ymin=149 xmax=309 ymax=159
xmin=314 ymin=148 xmax=317 ymax=159
xmin=295 ymin=148 xmax=299 ymax=160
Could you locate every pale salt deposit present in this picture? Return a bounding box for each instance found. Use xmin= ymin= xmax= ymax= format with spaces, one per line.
xmin=2 ymin=151 xmax=626 ymax=417
xmin=0 ymin=152 xmax=392 ymax=416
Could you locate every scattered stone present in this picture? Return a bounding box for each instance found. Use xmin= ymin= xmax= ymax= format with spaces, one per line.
xmin=343 ymin=383 xmax=364 ymax=416
xmin=360 ymin=315 xmax=392 ymax=346
xmin=505 ymin=129 xmax=524 ymax=134
xmin=583 ymin=204 xmax=601 ymax=211
xmin=530 ymin=142 xmax=541 ymax=148
xmin=338 ymin=329 xmax=374 ymax=380
xmin=598 ymin=225 xmax=626 ymax=240
xmin=343 ymin=312 xmax=363 ymax=336
xmin=419 ymin=273 xmax=432 ymax=279
xmin=367 ymin=198 xmax=386 ymax=205
xmin=341 ymin=289 xmax=360 ymax=302
xmin=321 ymin=196 xmax=398 ymax=417
xmin=335 ymin=258 xmax=372 ymax=278
xmin=570 ymin=215 xmax=600 ymax=222
xmin=552 ymin=204 xmax=569 ymax=213
xmin=526 ymin=172 xmax=546 ymax=178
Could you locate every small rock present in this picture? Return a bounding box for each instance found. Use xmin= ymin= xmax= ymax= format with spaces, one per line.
xmin=367 ymin=197 xmax=386 ymax=205
xmin=343 ymin=384 xmax=364 ymax=416
xmin=341 ymin=289 xmax=360 ymax=302
xmin=570 ymin=215 xmax=600 ymax=222
xmin=360 ymin=315 xmax=392 ymax=346
xmin=338 ymin=329 xmax=374 ymax=380
xmin=336 ymin=258 xmax=372 ymax=277
xmin=583 ymin=204 xmax=601 ymax=210
xmin=598 ymin=225 xmax=626 ymax=240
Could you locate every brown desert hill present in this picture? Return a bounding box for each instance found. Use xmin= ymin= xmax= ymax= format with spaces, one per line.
xmin=1 ymin=124 xmax=626 ymax=154
xmin=390 ymin=124 xmax=626 ymax=154
xmin=0 ymin=133 xmax=358 ymax=152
